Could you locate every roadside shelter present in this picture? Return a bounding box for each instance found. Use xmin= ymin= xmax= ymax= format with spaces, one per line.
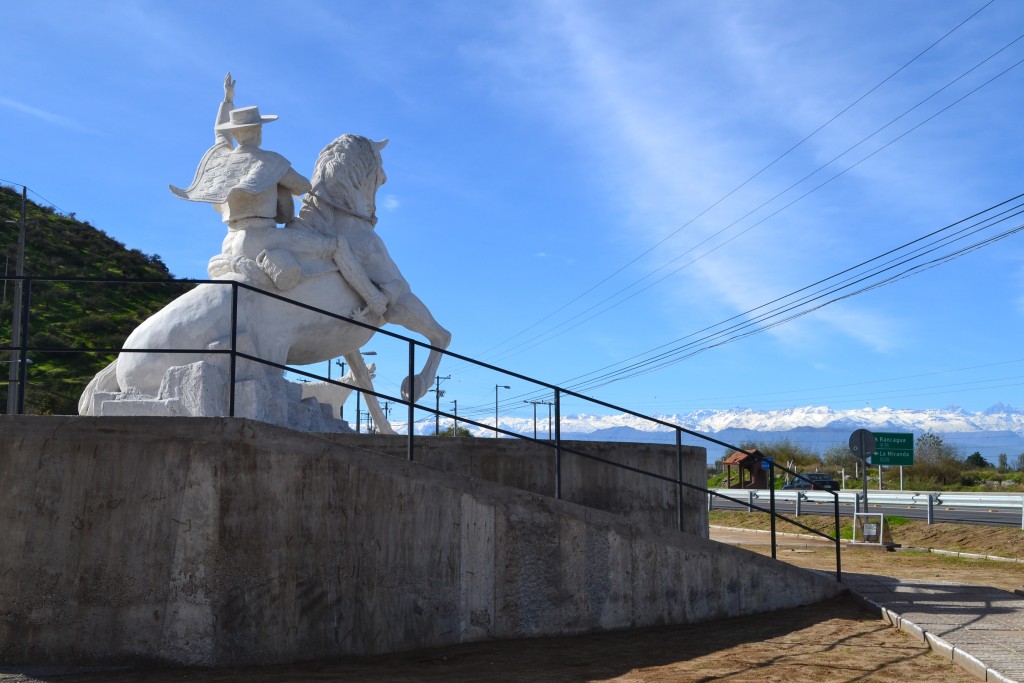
xmin=723 ymin=448 xmax=769 ymax=489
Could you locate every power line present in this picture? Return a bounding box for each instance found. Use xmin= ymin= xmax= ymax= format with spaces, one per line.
xmin=568 ymin=211 xmax=1024 ymax=392
xmin=476 ymin=1 xmax=999 ymax=361
xmin=486 ymin=43 xmax=1024 ymax=364
xmin=630 ymin=356 xmax=1024 ymax=408
xmin=536 ymin=192 xmax=1024 ymax=395
xmin=576 ymin=195 xmax=1024 ymax=386
xmin=0 ymin=179 xmax=72 ymax=218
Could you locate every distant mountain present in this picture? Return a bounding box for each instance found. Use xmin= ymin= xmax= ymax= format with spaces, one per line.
xmin=437 ymin=404 xmax=1024 ymax=462
xmin=0 ymin=185 xmax=188 ymax=414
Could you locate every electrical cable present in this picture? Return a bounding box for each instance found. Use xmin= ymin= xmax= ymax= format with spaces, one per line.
xmin=529 ymin=193 xmax=1024 ymax=395
xmin=572 ymin=220 xmax=1024 ymax=393
xmin=475 ymin=1 xmax=999 ymax=360
xmin=486 ymin=48 xmax=1024 ymax=364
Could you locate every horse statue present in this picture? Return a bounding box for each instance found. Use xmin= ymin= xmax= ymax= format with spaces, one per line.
xmin=79 ymin=134 xmax=451 ymax=433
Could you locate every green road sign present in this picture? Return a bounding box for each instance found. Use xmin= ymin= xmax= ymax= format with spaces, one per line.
xmin=871 ymin=432 xmax=914 ymax=466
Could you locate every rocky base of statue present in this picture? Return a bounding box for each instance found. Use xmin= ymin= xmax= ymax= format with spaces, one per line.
xmin=86 ymin=359 xmax=362 ymax=434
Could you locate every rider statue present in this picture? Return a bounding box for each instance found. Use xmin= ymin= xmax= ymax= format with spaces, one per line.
xmin=171 ymin=73 xmax=388 ymax=318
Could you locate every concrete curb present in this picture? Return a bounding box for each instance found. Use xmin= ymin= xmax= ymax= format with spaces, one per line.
xmin=847 ymin=591 xmax=1019 ymax=683
xmin=922 ymin=547 xmax=1024 ymax=564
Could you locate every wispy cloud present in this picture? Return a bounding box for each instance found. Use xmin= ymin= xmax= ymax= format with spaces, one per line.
xmin=467 ymin=0 xmax=926 ymax=353
xmin=0 ymin=97 xmax=100 ymax=135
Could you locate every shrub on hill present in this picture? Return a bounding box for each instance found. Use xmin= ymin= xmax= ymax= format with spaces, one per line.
xmin=0 ymin=185 xmax=190 ymax=415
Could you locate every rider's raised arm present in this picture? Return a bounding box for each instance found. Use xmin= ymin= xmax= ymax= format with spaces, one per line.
xmin=214 ymin=72 xmax=236 ymax=147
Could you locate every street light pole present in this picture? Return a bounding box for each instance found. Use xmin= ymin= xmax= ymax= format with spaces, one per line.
xmin=495 ymin=385 xmax=510 ymax=438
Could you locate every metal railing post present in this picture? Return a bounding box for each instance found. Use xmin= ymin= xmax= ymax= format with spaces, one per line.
xmin=554 ymin=388 xmax=561 ymax=500
xmin=854 ymin=492 xmax=861 ymax=516
xmin=927 ymin=493 xmax=935 ymax=525
xmin=407 ymin=341 xmax=415 ymax=461
xmin=795 ymin=491 xmax=802 ymax=517
xmin=747 ymin=489 xmax=754 ymax=512
xmin=15 ymin=277 xmax=31 ymax=414
xmin=769 ymin=460 xmax=777 ymax=560
xmin=676 ymin=429 xmax=684 ymax=533
xmin=229 ymin=282 xmax=238 ymax=417
xmin=833 ymin=492 xmax=842 ymax=582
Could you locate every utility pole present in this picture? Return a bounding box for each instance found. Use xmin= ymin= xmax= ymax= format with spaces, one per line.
xmin=430 ymin=375 xmax=450 ymax=435
xmin=338 ymin=350 xmax=375 ymax=431
xmin=6 ymin=186 xmax=26 ymax=415
xmin=356 ymin=390 xmax=361 ymax=433
xmin=523 ymin=399 xmax=550 ymax=439
xmin=451 ymin=399 xmax=458 ymax=436
xmin=533 ymin=399 xmax=554 ymax=439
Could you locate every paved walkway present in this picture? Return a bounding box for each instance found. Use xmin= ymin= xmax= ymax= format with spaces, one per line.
xmin=711 ymin=526 xmax=1024 ymax=682
xmin=844 ymin=573 xmax=1024 ymax=683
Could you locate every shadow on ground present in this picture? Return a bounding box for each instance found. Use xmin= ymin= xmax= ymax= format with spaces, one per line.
xmin=0 ymin=593 xmax=970 ymax=683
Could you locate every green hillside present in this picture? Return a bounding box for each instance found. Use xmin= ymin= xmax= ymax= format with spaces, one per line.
xmin=0 ymin=185 xmax=190 ymax=414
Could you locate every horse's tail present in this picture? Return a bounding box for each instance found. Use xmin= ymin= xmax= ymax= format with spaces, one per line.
xmin=78 ymin=359 xmax=120 ymax=415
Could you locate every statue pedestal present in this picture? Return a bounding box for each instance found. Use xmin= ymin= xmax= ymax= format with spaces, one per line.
xmin=93 ymin=361 xmax=351 ymax=434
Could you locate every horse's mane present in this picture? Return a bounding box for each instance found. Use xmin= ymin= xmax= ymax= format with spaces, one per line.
xmin=298 ymin=134 xmax=381 ymax=234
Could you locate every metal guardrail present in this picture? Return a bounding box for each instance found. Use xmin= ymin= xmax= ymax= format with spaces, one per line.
xmin=2 ymin=275 xmax=846 ymax=579
xmin=710 ymin=489 xmax=1024 ymax=529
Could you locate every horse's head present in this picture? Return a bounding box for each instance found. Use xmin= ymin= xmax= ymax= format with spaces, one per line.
xmin=306 ymin=134 xmax=388 ymax=226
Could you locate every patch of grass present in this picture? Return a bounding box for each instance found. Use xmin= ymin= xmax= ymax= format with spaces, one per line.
xmin=886 ymin=515 xmax=911 ymax=527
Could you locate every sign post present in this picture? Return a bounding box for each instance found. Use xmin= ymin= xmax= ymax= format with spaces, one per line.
xmin=849 ymin=428 xmax=876 ymax=511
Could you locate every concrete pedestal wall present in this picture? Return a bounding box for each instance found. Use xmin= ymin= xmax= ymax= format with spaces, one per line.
xmin=327 ymin=434 xmax=709 ymax=536
xmin=0 ymin=416 xmax=840 ymax=667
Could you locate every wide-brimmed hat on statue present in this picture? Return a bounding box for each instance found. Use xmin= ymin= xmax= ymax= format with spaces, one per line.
xmin=216 ymin=106 xmax=278 ymax=131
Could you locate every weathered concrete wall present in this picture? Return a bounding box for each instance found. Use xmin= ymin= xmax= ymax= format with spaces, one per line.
xmin=327 ymin=434 xmax=708 ymax=537
xmin=0 ymin=416 xmax=841 ymax=667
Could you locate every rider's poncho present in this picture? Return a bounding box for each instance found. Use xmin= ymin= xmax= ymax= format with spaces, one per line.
xmin=170 ymin=142 xmax=292 ymax=205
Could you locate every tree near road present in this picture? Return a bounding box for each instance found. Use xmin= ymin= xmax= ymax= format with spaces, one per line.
xmin=908 ymin=432 xmax=964 ymax=486
xmin=964 ymin=451 xmax=990 ymax=469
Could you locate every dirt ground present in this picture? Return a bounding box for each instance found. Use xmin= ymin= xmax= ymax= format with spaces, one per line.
xmin=709 ymin=509 xmax=1024 ymax=559
xmin=0 ymin=593 xmax=974 ymax=683
xmin=3 ymin=541 xmax=1005 ymax=683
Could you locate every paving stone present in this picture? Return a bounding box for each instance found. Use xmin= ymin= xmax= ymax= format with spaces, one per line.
xmin=843 ymin=574 xmax=1024 ymax=683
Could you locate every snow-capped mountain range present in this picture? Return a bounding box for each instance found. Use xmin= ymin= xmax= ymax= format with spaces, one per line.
xmin=437 ymin=404 xmax=1024 ymax=462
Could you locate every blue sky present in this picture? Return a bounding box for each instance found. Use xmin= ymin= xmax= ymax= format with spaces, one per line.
xmin=3 ymin=1 xmax=1024 ymax=424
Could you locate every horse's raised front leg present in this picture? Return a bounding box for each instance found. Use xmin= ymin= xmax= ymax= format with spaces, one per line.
xmin=385 ymin=290 xmax=452 ymax=403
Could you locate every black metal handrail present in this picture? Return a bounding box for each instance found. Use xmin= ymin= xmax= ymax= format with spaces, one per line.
xmin=1 ymin=274 xmax=842 ymax=581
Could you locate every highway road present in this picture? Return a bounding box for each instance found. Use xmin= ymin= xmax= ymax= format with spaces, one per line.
xmin=710 ymin=494 xmax=1024 ymax=527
